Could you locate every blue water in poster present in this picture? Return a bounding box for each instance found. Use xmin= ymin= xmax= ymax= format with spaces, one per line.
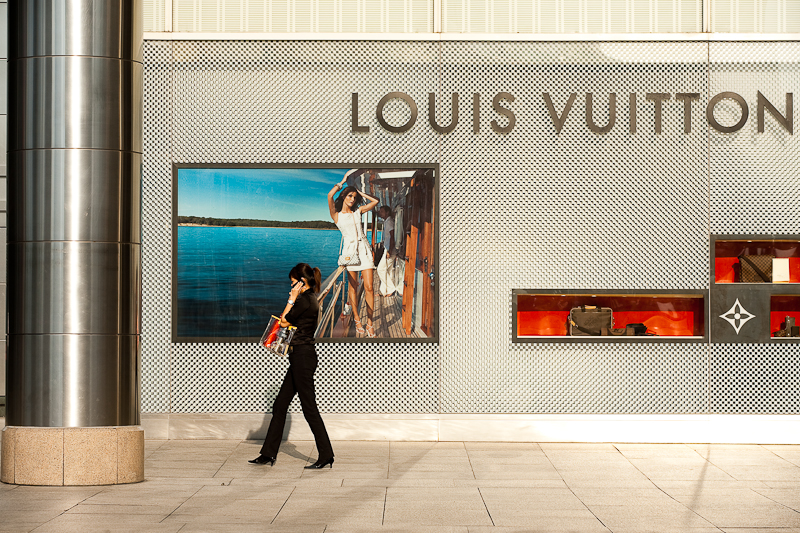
xmin=177 ymin=226 xmax=362 ymax=338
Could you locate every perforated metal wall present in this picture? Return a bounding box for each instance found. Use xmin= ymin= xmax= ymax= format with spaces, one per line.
xmin=141 ymin=39 xmax=799 ymax=415
xmin=709 ymin=42 xmax=800 ymax=413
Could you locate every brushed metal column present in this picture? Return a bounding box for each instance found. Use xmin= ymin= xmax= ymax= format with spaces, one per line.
xmin=6 ymin=0 xmax=142 ymax=427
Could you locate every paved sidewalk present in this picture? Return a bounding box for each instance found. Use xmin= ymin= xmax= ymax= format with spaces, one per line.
xmin=1 ymin=439 xmax=800 ymax=532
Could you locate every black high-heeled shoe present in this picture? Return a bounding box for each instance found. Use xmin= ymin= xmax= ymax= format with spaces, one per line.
xmin=248 ymin=455 xmax=276 ymax=466
xmin=304 ymin=457 xmax=334 ymax=469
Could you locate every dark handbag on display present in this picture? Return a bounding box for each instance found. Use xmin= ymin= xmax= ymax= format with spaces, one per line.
xmin=774 ymin=316 xmax=800 ymax=337
xmin=568 ymin=305 xmax=613 ymax=336
xmin=337 ymin=212 xmax=362 ymax=267
xmin=739 ymin=253 xmax=774 ymax=282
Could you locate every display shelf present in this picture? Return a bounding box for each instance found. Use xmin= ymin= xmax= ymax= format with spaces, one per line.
xmin=770 ymin=295 xmax=800 ymax=340
xmin=513 ymin=290 xmax=706 ymax=343
xmin=714 ymin=238 xmax=800 ymax=284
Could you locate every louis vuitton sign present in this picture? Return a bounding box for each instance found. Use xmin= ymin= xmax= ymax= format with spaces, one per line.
xmin=351 ymin=92 xmax=794 ymax=135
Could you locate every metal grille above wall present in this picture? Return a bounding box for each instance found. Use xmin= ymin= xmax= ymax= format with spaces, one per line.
xmin=172 ymin=0 xmax=433 ymax=33
xmin=442 ymin=0 xmax=703 ymax=33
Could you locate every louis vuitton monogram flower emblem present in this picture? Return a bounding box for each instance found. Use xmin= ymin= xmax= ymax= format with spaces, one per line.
xmin=719 ymin=298 xmax=756 ymax=335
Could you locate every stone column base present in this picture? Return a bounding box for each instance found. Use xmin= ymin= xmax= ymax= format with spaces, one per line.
xmin=1 ymin=426 xmax=144 ymax=486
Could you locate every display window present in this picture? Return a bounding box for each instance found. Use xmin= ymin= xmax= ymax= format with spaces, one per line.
xmin=713 ymin=238 xmax=800 ymax=284
xmin=513 ymin=290 xmax=706 ymax=342
xmin=770 ymin=295 xmax=800 ymax=339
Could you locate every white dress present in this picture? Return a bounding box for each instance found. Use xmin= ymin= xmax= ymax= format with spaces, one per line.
xmin=336 ymin=210 xmax=375 ymax=272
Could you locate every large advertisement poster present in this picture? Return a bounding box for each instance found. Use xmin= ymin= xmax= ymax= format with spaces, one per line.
xmin=174 ymin=165 xmax=437 ymax=342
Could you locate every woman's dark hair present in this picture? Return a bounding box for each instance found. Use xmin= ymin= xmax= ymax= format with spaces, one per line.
xmin=334 ymin=186 xmax=364 ymax=212
xmin=289 ymin=263 xmax=322 ymax=294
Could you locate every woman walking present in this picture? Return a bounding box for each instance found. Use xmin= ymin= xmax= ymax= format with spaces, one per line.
xmin=249 ymin=263 xmax=334 ymax=469
xmin=328 ymin=177 xmax=379 ymax=337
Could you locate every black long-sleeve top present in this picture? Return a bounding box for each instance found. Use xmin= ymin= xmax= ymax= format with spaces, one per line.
xmin=284 ymin=290 xmax=319 ymax=346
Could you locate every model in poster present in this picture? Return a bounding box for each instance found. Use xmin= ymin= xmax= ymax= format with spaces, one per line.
xmin=250 ymin=263 xmax=335 ymax=468
xmin=328 ymin=178 xmax=379 ymax=337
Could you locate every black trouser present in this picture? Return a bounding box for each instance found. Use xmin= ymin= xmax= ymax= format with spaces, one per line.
xmin=260 ymin=344 xmax=334 ymax=460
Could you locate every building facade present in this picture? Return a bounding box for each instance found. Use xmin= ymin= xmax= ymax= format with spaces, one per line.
xmin=3 ymin=1 xmax=800 ymax=442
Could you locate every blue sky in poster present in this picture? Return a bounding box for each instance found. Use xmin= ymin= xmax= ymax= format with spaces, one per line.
xmin=178 ymin=167 xmax=349 ymax=222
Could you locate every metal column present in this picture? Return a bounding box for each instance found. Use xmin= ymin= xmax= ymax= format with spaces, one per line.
xmin=6 ymin=0 xmax=142 ymax=427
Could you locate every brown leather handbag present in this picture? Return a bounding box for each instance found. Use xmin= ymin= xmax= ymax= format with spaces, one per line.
xmin=739 ymin=253 xmax=774 ymax=282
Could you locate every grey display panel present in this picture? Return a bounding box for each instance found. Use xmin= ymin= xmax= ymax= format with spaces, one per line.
xmin=142 ymin=39 xmax=799 ymax=415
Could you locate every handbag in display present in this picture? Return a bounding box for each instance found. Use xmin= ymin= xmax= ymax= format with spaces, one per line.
xmin=774 ymin=316 xmax=800 ymax=338
xmin=567 ymin=305 xmax=613 ymax=336
xmin=337 ymin=212 xmax=363 ymax=267
xmin=739 ymin=253 xmax=774 ymax=282
xmin=259 ymin=315 xmax=296 ymax=357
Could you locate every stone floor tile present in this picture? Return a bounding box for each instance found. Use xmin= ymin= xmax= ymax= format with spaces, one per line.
xmin=66 ymin=503 xmax=179 ymax=515
xmin=343 ymin=478 xmax=457 ymax=487
xmin=389 ymin=462 xmax=474 ymax=474
xmin=466 ymin=449 xmax=548 ymax=459
xmin=388 ymin=470 xmax=476 ymax=480
xmin=570 ymin=487 xmax=677 ymax=506
xmin=608 ymin=528 xmax=721 ymax=533
xmin=714 ymin=464 xmax=800 ymax=481
xmin=391 ymin=442 xmax=466 ymax=450
xmin=0 ymin=510 xmax=70 ymax=528
xmin=614 ymin=443 xmax=696 ymax=454
xmin=178 ymin=524 xmax=324 ymax=533
xmin=471 ymin=464 xmax=563 ymax=480
xmin=469 ymin=526 xmax=610 ymax=533
xmin=273 ymin=496 xmax=385 ymax=527
xmin=752 ymin=488 xmax=800 ymax=510
xmin=325 ymin=525 xmax=469 ymax=533
xmin=586 ymin=504 xmax=715 ymax=529
xmin=145 ymin=467 xmax=223 ymax=478
xmin=488 ymin=509 xmax=609 ymax=530
xmin=539 ymin=443 xmax=619 ymax=452
xmin=689 ymin=505 xmax=800 ymax=528
xmin=383 ymin=487 xmax=492 ymax=527
xmin=654 ymin=479 xmax=770 ymax=490
xmin=161 ymin=514 xmax=276 ymax=525
xmin=464 ymin=442 xmax=541 ymax=451
xmin=631 ymin=465 xmax=738 ymax=481
xmin=171 ymin=498 xmax=287 ymax=520
xmin=480 ymin=487 xmax=588 ymax=510
xmin=304 ymin=468 xmax=387 ymax=479
xmin=32 ymin=513 xmax=168 ymax=531
xmin=30 ymin=523 xmax=186 ymax=533
xmin=455 ymin=479 xmax=567 ymax=488
xmin=288 ymin=485 xmax=387 ymax=499
xmin=145 ymin=476 xmax=234 ymax=485
xmin=663 ymin=488 xmax=779 ymax=507
xmin=557 ymin=472 xmax=656 ymax=488
xmin=383 ymin=505 xmax=493 ymax=527
xmin=385 ymin=487 xmax=481 ymax=501
xmin=718 ymin=529 xmax=797 ymax=533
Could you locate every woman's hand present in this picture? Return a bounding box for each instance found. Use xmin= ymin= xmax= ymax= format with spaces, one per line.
xmin=289 ymin=280 xmax=305 ymax=301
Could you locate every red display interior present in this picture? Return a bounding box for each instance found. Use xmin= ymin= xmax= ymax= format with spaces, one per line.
xmin=715 ymin=240 xmax=800 ymax=283
xmin=517 ymin=294 xmax=704 ymax=337
xmin=770 ymin=295 xmax=800 ymax=337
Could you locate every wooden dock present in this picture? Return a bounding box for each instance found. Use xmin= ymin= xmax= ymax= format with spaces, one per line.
xmin=329 ymin=274 xmax=426 ymax=339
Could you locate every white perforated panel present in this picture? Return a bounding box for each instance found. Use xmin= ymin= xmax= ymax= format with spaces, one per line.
xmin=142 ymin=41 xmax=173 ymax=413
xmin=141 ymin=39 xmax=799 ymax=416
xmin=711 ymin=344 xmax=800 ymax=413
xmin=709 ymin=42 xmax=800 ymax=234
xmin=437 ymin=42 xmax=709 ymax=413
